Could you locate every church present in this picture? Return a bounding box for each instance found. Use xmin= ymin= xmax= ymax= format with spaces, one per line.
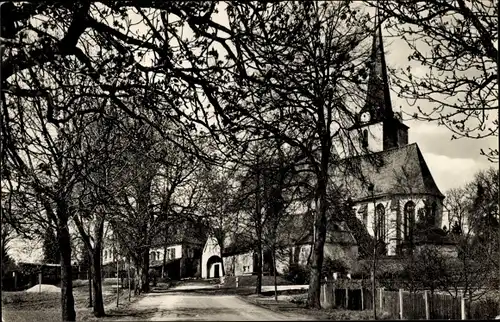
xmin=201 ymin=19 xmax=454 ymax=278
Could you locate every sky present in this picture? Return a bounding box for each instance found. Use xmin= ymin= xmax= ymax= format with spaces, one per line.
xmin=384 ymin=38 xmax=497 ymax=193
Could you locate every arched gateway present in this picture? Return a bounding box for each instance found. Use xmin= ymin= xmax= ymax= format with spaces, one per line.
xmin=201 ymin=237 xmax=224 ymax=279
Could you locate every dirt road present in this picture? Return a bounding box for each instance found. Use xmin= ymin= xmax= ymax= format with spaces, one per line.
xmin=113 ymin=282 xmax=315 ymax=321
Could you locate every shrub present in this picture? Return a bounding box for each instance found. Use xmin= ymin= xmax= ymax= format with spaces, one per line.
xmin=284 ymin=259 xmax=351 ymax=285
xmin=321 ymin=258 xmax=348 ymax=279
xmin=469 ymin=298 xmax=499 ymax=320
xmin=284 ymin=264 xmax=310 ymax=285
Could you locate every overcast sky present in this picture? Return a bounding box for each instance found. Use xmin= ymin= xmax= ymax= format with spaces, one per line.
xmin=384 ymin=39 xmax=496 ymax=194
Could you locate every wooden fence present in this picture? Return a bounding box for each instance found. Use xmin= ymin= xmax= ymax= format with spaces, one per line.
xmin=320 ymin=280 xmax=467 ymax=320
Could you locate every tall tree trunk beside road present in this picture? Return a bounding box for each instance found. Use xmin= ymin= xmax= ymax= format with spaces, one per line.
xmin=57 ymin=221 xmax=76 ymax=322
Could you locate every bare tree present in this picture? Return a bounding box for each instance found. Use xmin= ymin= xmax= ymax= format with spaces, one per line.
xmin=445 ymin=187 xmax=471 ymax=233
xmin=370 ymin=0 xmax=498 ymax=161
xmin=199 ymin=2 xmax=372 ymax=307
xmin=1 ymin=77 xmax=101 ymax=321
xmin=71 ymin=113 xmax=131 ymax=316
xmin=197 ymin=165 xmax=240 ymax=277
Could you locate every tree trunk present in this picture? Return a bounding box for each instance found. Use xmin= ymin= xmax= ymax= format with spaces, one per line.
xmin=272 ymin=247 xmax=278 ymax=302
xmin=162 ymin=244 xmax=167 ymax=278
xmin=134 ymin=258 xmax=142 ymax=295
xmin=91 ymin=248 xmax=105 ymax=317
xmin=255 ymin=159 xmax=263 ymax=295
xmin=255 ymin=242 xmax=263 ymax=295
xmin=219 ymin=243 xmax=225 ymax=277
xmin=87 ymin=251 xmax=92 ymax=308
xmin=372 ymin=259 xmax=377 ymax=319
xmin=307 ymin=171 xmax=329 ymax=308
xmin=141 ymin=249 xmax=150 ymax=293
xmin=57 ymin=224 xmax=76 ymax=322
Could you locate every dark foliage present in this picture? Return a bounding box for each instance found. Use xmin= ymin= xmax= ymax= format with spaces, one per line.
xmin=284 ymin=264 xmax=311 ymax=285
xmin=42 ymin=227 xmax=60 ymax=264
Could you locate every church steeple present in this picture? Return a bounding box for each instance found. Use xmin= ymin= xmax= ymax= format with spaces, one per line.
xmin=361 ymin=9 xmax=393 ymax=122
xmin=348 ymin=9 xmax=409 ymax=156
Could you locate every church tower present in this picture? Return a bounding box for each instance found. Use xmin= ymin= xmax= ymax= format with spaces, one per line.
xmin=348 ymin=13 xmax=409 ymax=156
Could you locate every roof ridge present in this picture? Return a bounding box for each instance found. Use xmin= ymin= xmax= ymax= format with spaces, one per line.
xmin=337 ymin=142 xmax=418 ymax=163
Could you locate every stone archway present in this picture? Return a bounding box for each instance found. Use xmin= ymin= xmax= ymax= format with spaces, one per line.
xmin=206 ymin=255 xmax=222 ymax=278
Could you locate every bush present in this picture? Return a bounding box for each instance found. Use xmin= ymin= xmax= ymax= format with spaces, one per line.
xmin=284 ymin=264 xmax=310 ymax=285
xmin=326 ymin=310 xmax=392 ymax=320
xmin=157 ymin=277 xmax=171 ymax=283
xmin=321 ymin=258 xmax=348 ymax=279
xmin=284 ymin=259 xmax=351 ymax=285
xmin=469 ymin=298 xmax=499 ymax=320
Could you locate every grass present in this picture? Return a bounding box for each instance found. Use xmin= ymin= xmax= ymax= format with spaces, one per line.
xmin=2 ymin=280 xmax=143 ymax=322
xmin=222 ymin=275 xmax=293 ymax=288
xmin=241 ymin=292 xmax=393 ymax=321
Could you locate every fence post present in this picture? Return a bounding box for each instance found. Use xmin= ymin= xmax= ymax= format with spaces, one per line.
xmin=321 ymin=279 xmax=325 ymax=305
xmin=236 ymin=276 xmax=239 ymax=288
xmin=333 ymin=284 xmax=336 ymax=308
xmin=379 ymin=288 xmax=384 ymax=311
xmin=399 ymin=289 xmax=403 ymax=320
xmin=38 ymin=271 xmax=42 ymax=293
xmin=424 ymin=290 xmax=430 ymax=320
xmin=323 ymin=277 xmax=333 ymax=309
xmin=345 ymin=287 xmax=349 ymax=309
xmin=361 ymin=286 xmax=364 ymax=310
xmin=461 ymin=295 xmax=466 ymax=320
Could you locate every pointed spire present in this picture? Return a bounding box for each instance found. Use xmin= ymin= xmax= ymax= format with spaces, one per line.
xmin=362 ymin=5 xmax=393 ymax=122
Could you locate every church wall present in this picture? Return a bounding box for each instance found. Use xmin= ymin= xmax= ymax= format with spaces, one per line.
xmin=353 ymin=195 xmax=444 ymax=256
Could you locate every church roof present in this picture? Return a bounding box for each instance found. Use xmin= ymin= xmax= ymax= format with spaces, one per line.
xmin=333 ymin=143 xmax=444 ymax=201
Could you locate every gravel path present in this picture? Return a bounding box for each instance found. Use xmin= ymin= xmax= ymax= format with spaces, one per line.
xmin=119 ymin=282 xmax=314 ymax=321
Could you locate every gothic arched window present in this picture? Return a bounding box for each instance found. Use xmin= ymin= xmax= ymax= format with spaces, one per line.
xmin=151 ymin=252 xmax=156 ymax=261
xmin=104 ymin=250 xmax=108 ymax=260
xmin=430 ymin=201 xmax=437 ymax=226
xmin=375 ymin=204 xmax=386 ymax=241
xmin=403 ymin=201 xmax=415 ymax=241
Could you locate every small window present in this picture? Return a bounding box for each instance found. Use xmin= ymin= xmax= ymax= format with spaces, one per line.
xmin=104 ymin=250 xmax=108 ymax=260
xmin=361 ymin=129 xmax=369 ymax=148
